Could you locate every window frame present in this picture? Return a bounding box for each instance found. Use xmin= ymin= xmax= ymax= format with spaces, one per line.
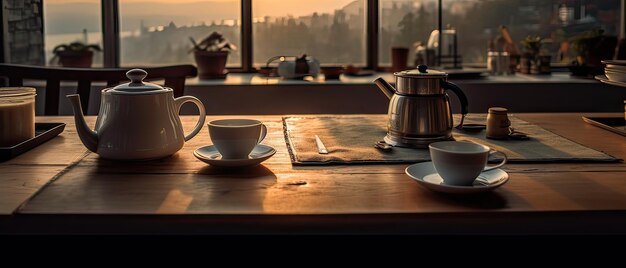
xmin=101 ymin=0 xmax=119 ymax=68
xmin=101 ymin=0 xmax=387 ymax=71
xmin=66 ymin=0 xmax=626 ymax=71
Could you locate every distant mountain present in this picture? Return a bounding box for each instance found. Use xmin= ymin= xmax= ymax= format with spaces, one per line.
xmin=44 ymin=0 xmax=468 ymax=35
xmin=342 ymin=1 xmax=363 ymax=16
xmin=45 ymin=1 xmax=239 ymax=34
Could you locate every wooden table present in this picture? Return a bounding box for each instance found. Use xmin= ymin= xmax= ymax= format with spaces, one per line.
xmin=2 ymin=114 xmax=626 ymax=234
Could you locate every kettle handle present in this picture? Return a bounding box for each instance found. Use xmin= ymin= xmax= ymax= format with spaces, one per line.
xmin=174 ymin=96 xmax=206 ymax=141
xmin=442 ymin=81 xmax=469 ymax=115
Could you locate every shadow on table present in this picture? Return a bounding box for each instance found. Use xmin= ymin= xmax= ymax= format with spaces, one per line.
xmin=196 ymin=164 xmax=276 ymax=177
xmin=425 ymin=191 xmax=509 ymax=210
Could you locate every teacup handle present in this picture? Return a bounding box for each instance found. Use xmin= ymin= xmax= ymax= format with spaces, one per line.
xmin=484 ymin=150 xmax=507 ymax=172
xmin=258 ymin=124 xmax=267 ymax=144
xmin=174 ymin=96 xmax=206 ymax=141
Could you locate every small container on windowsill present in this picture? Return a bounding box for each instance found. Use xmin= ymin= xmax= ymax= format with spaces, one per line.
xmin=258 ymin=66 xmax=278 ymax=77
xmin=321 ymin=66 xmax=344 ymax=80
xmin=537 ymin=55 xmax=552 ymax=75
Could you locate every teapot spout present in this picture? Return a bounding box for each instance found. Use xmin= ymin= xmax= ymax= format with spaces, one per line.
xmin=66 ymin=94 xmax=98 ymax=153
xmin=373 ymin=77 xmax=396 ymax=99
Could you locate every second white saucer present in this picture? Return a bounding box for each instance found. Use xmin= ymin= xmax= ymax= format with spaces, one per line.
xmin=405 ymin=161 xmax=509 ymax=194
xmin=194 ymin=144 xmax=276 ymax=167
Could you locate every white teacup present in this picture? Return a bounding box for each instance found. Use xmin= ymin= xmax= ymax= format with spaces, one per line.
xmin=429 ymin=141 xmax=507 ymax=186
xmin=208 ymin=119 xmax=267 ymax=159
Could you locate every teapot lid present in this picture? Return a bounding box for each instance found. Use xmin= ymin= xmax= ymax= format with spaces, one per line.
xmin=110 ymin=69 xmax=169 ymax=94
xmin=394 ymin=65 xmax=447 ymax=78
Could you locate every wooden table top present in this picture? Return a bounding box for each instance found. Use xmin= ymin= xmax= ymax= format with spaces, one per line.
xmin=2 ymin=113 xmax=626 ymax=234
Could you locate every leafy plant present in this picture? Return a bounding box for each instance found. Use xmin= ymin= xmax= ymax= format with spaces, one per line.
xmin=520 ymin=35 xmax=543 ymax=57
xmin=52 ymin=41 xmax=102 ymax=55
xmin=568 ymin=29 xmax=617 ymax=67
xmin=189 ymin=32 xmax=237 ymax=53
xmin=50 ymin=41 xmax=101 ymax=65
xmin=569 ymin=29 xmax=606 ymax=57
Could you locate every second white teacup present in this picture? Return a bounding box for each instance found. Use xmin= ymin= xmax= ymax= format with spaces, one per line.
xmin=429 ymin=141 xmax=507 ymax=186
xmin=208 ymin=119 xmax=267 ymax=159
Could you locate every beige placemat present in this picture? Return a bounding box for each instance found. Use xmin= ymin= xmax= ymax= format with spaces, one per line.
xmin=283 ymin=115 xmax=619 ymax=165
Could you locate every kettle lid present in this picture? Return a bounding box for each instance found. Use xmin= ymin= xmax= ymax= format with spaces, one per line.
xmin=395 ymin=65 xmax=447 ymax=78
xmin=110 ymin=69 xmax=169 ymax=94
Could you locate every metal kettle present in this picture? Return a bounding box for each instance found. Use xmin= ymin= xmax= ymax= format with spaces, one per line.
xmin=374 ymin=65 xmax=469 ymax=148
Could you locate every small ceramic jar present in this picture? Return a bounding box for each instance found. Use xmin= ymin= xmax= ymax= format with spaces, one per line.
xmin=0 ymin=87 xmax=36 ymax=146
xmin=487 ymin=107 xmax=511 ymax=139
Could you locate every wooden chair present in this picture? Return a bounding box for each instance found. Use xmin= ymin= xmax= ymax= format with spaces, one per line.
xmin=0 ymin=64 xmax=197 ymax=115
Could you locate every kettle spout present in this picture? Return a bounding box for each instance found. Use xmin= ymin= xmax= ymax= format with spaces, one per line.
xmin=66 ymin=94 xmax=98 ymax=153
xmin=373 ymin=77 xmax=396 ymax=99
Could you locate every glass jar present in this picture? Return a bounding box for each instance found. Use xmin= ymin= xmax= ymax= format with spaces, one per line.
xmin=487 ymin=51 xmax=500 ymax=75
xmin=486 ymin=107 xmax=510 ymax=139
xmin=0 ymin=87 xmax=37 ymax=147
xmin=487 ymin=52 xmax=510 ymax=75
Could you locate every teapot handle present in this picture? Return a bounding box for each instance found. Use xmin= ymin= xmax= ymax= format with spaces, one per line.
xmin=174 ymin=96 xmax=206 ymax=141
xmin=442 ymin=81 xmax=469 ymax=115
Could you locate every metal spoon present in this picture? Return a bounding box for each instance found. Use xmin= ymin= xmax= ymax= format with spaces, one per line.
xmin=374 ymin=140 xmax=393 ymax=151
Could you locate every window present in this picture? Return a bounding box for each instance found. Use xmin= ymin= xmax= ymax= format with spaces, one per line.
xmin=379 ymin=0 xmax=437 ymax=66
xmin=253 ymin=0 xmax=366 ymax=66
xmin=43 ymin=0 xmax=103 ymax=66
xmin=119 ymin=0 xmax=241 ymax=67
xmin=442 ymin=0 xmax=621 ymax=64
xmin=29 ymin=0 xmax=625 ymax=69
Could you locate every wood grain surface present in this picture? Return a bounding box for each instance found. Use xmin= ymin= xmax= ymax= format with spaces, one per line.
xmin=2 ymin=113 xmax=626 ymax=234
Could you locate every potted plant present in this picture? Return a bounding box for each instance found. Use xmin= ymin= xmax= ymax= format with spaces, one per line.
xmin=189 ymin=32 xmax=237 ymax=79
xmin=520 ymin=35 xmax=543 ymax=74
xmin=570 ymin=29 xmax=617 ymax=75
xmin=51 ymin=41 xmax=101 ymax=68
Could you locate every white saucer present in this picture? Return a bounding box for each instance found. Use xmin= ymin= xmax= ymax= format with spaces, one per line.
xmin=405 ymin=162 xmax=509 ymax=194
xmin=596 ymin=75 xmax=626 ymax=88
xmin=193 ymin=144 xmax=276 ymax=167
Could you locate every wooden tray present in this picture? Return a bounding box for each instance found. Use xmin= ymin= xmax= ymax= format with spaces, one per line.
xmin=0 ymin=123 xmax=65 ymax=161
xmin=582 ymin=117 xmax=626 ymax=137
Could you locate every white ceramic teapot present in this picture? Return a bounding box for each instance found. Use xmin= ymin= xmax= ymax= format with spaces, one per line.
xmin=67 ymin=69 xmax=206 ymax=160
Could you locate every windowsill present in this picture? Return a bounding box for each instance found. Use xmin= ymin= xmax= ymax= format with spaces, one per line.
xmin=186 ymin=73 xmax=386 ymax=86
xmin=184 ymin=72 xmax=599 ymax=86
xmin=177 ymin=71 xmax=624 ymax=115
xmin=25 ymin=71 xmax=623 ymax=116
xmin=20 ymin=71 xmax=599 ymax=88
